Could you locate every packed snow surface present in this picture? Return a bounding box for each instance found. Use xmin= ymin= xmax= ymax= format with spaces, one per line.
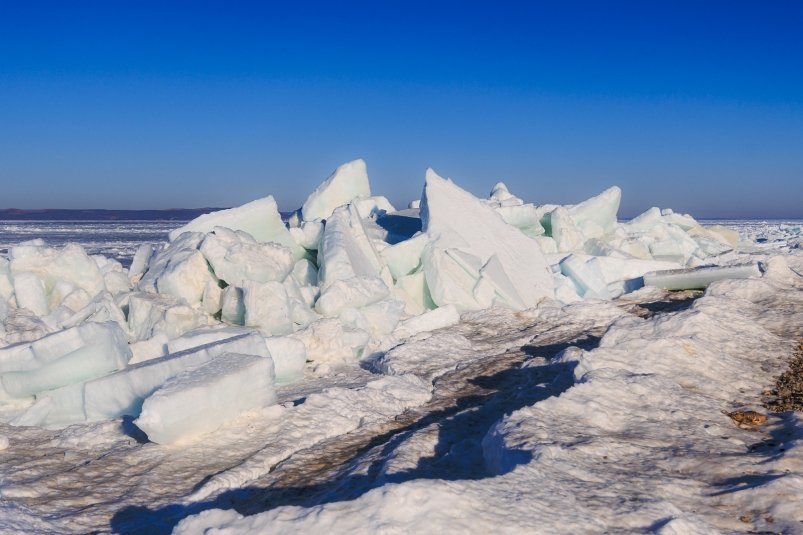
xmin=0 ymin=160 xmax=801 ymax=533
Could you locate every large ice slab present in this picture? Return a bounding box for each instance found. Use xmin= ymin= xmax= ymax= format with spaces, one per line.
xmin=16 ymin=331 xmax=271 ymax=427
xmin=643 ymin=263 xmax=762 ymax=290
xmin=420 ymin=169 xmax=554 ymax=311
xmin=134 ymin=352 xmax=275 ymax=445
xmin=168 ymin=196 xmax=300 ymax=257
xmin=0 ymin=322 xmax=130 ymax=400
xmin=317 ymin=204 xmax=385 ymax=288
xmin=301 ymin=159 xmax=370 ymax=222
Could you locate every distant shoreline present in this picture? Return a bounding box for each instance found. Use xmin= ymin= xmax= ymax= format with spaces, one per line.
xmin=0 ymin=208 xmax=226 ymax=221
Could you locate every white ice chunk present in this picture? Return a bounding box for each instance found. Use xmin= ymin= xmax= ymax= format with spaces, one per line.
xmin=380 ymin=233 xmax=427 ymax=280
xmin=201 ymin=280 xmax=223 ymax=315
xmin=200 ymin=227 xmax=294 ymax=286
xmin=290 ymin=259 xmax=318 ymax=287
xmin=420 ymin=169 xmax=553 ymax=311
xmin=0 ymin=322 xmax=130 ymax=399
xmin=166 ymin=325 xmax=253 ymax=354
xmin=12 ymin=272 xmax=49 ymax=316
xmin=128 ymin=244 xmax=153 ymax=283
xmin=392 ymin=304 xmax=460 ymax=340
xmin=591 ymin=256 xmax=681 ymax=285
xmin=169 ymin=196 xmax=301 ymax=257
xmin=339 ymin=298 xmax=405 ymax=339
xmin=567 ymin=186 xmax=621 ymax=238
xmin=548 ymin=206 xmax=585 ymax=252
xmin=662 ymin=211 xmax=698 ymax=230
xmin=242 ymin=280 xmax=293 ymax=336
xmin=0 ymin=258 xmax=14 ymax=301
xmin=129 ymin=333 xmax=169 ymax=365
xmin=10 ymin=243 xmax=105 ymax=299
xmin=394 ymin=271 xmax=436 ymax=314
xmin=288 ymin=220 xmax=324 ymax=251
xmin=559 ymin=254 xmax=612 ymax=300
xmin=127 ymin=292 xmax=208 ymax=342
xmin=134 ymin=352 xmax=275 ymax=445
xmin=220 ymin=286 xmax=245 ymax=325
xmin=489 ymin=182 xmax=521 ymax=204
xmin=643 ymin=263 xmax=762 ymax=291
xmin=59 ymin=291 xmax=127 ymax=332
xmin=315 ymin=277 xmax=390 ymax=318
xmin=625 ymin=207 xmax=662 ymax=231
xmin=39 ymin=331 xmax=272 ymax=426
xmin=354 ymin=196 xmax=396 ymax=219
xmin=138 ymin=235 xmax=215 ymax=307
xmin=264 ymin=336 xmax=306 ymax=384
xmin=704 ymin=225 xmax=740 ymax=247
xmin=494 ymin=205 xmax=546 ymax=237
xmin=301 ymin=159 xmax=370 ymax=222
xmin=317 ymin=204 xmax=385 ymax=289
xmin=292 ymin=318 xmax=370 ymax=369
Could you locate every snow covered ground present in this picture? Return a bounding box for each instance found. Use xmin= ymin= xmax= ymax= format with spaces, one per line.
xmin=0 ymin=162 xmax=801 ymax=534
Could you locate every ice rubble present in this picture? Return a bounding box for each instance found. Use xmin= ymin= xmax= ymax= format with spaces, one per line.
xmin=0 ymin=159 xmax=767 ymax=442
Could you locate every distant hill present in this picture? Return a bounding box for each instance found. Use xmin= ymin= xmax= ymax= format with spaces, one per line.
xmin=0 ymin=208 xmax=227 ymax=221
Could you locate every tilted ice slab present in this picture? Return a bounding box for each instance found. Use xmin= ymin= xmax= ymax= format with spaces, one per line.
xmin=643 ymin=263 xmax=762 ymax=291
xmin=155 ymin=325 xmax=305 ymax=385
xmin=315 ymin=203 xmax=391 ymax=317
xmin=420 ymin=169 xmax=554 ymax=311
xmin=168 ymin=196 xmax=302 ymax=259
xmin=301 ymin=159 xmax=370 ymax=222
xmin=0 ymin=321 xmax=131 ymax=400
xmin=137 ymin=232 xmax=215 ymax=307
xmin=12 ymin=331 xmax=271 ymax=428
xmin=317 ymin=204 xmax=386 ymax=289
xmin=134 ymin=352 xmax=276 ymax=445
xmin=566 ymin=185 xmax=621 ymax=239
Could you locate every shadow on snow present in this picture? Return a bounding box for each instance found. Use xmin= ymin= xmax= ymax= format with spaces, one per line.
xmin=109 ymin=337 xmax=597 ymax=534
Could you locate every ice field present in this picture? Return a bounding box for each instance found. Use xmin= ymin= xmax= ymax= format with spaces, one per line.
xmin=0 ymin=160 xmax=801 ymax=534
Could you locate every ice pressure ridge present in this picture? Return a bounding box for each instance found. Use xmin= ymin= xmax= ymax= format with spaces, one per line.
xmin=0 ymin=159 xmax=761 ymax=444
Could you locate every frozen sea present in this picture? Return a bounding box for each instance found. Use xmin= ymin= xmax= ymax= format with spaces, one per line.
xmin=0 ymin=220 xmax=185 ymax=268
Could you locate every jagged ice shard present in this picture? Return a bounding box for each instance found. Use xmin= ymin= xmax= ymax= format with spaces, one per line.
xmin=420 ymin=169 xmax=554 ymax=311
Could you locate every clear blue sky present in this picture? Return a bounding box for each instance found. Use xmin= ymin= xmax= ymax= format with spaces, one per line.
xmin=1 ymin=1 xmax=801 ymax=217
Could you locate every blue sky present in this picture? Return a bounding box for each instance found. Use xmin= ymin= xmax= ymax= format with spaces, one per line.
xmin=1 ymin=1 xmax=801 ymax=217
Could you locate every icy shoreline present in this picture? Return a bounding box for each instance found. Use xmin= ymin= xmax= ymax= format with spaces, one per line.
xmin=0 ymin=160 xmax=801 ymax=533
